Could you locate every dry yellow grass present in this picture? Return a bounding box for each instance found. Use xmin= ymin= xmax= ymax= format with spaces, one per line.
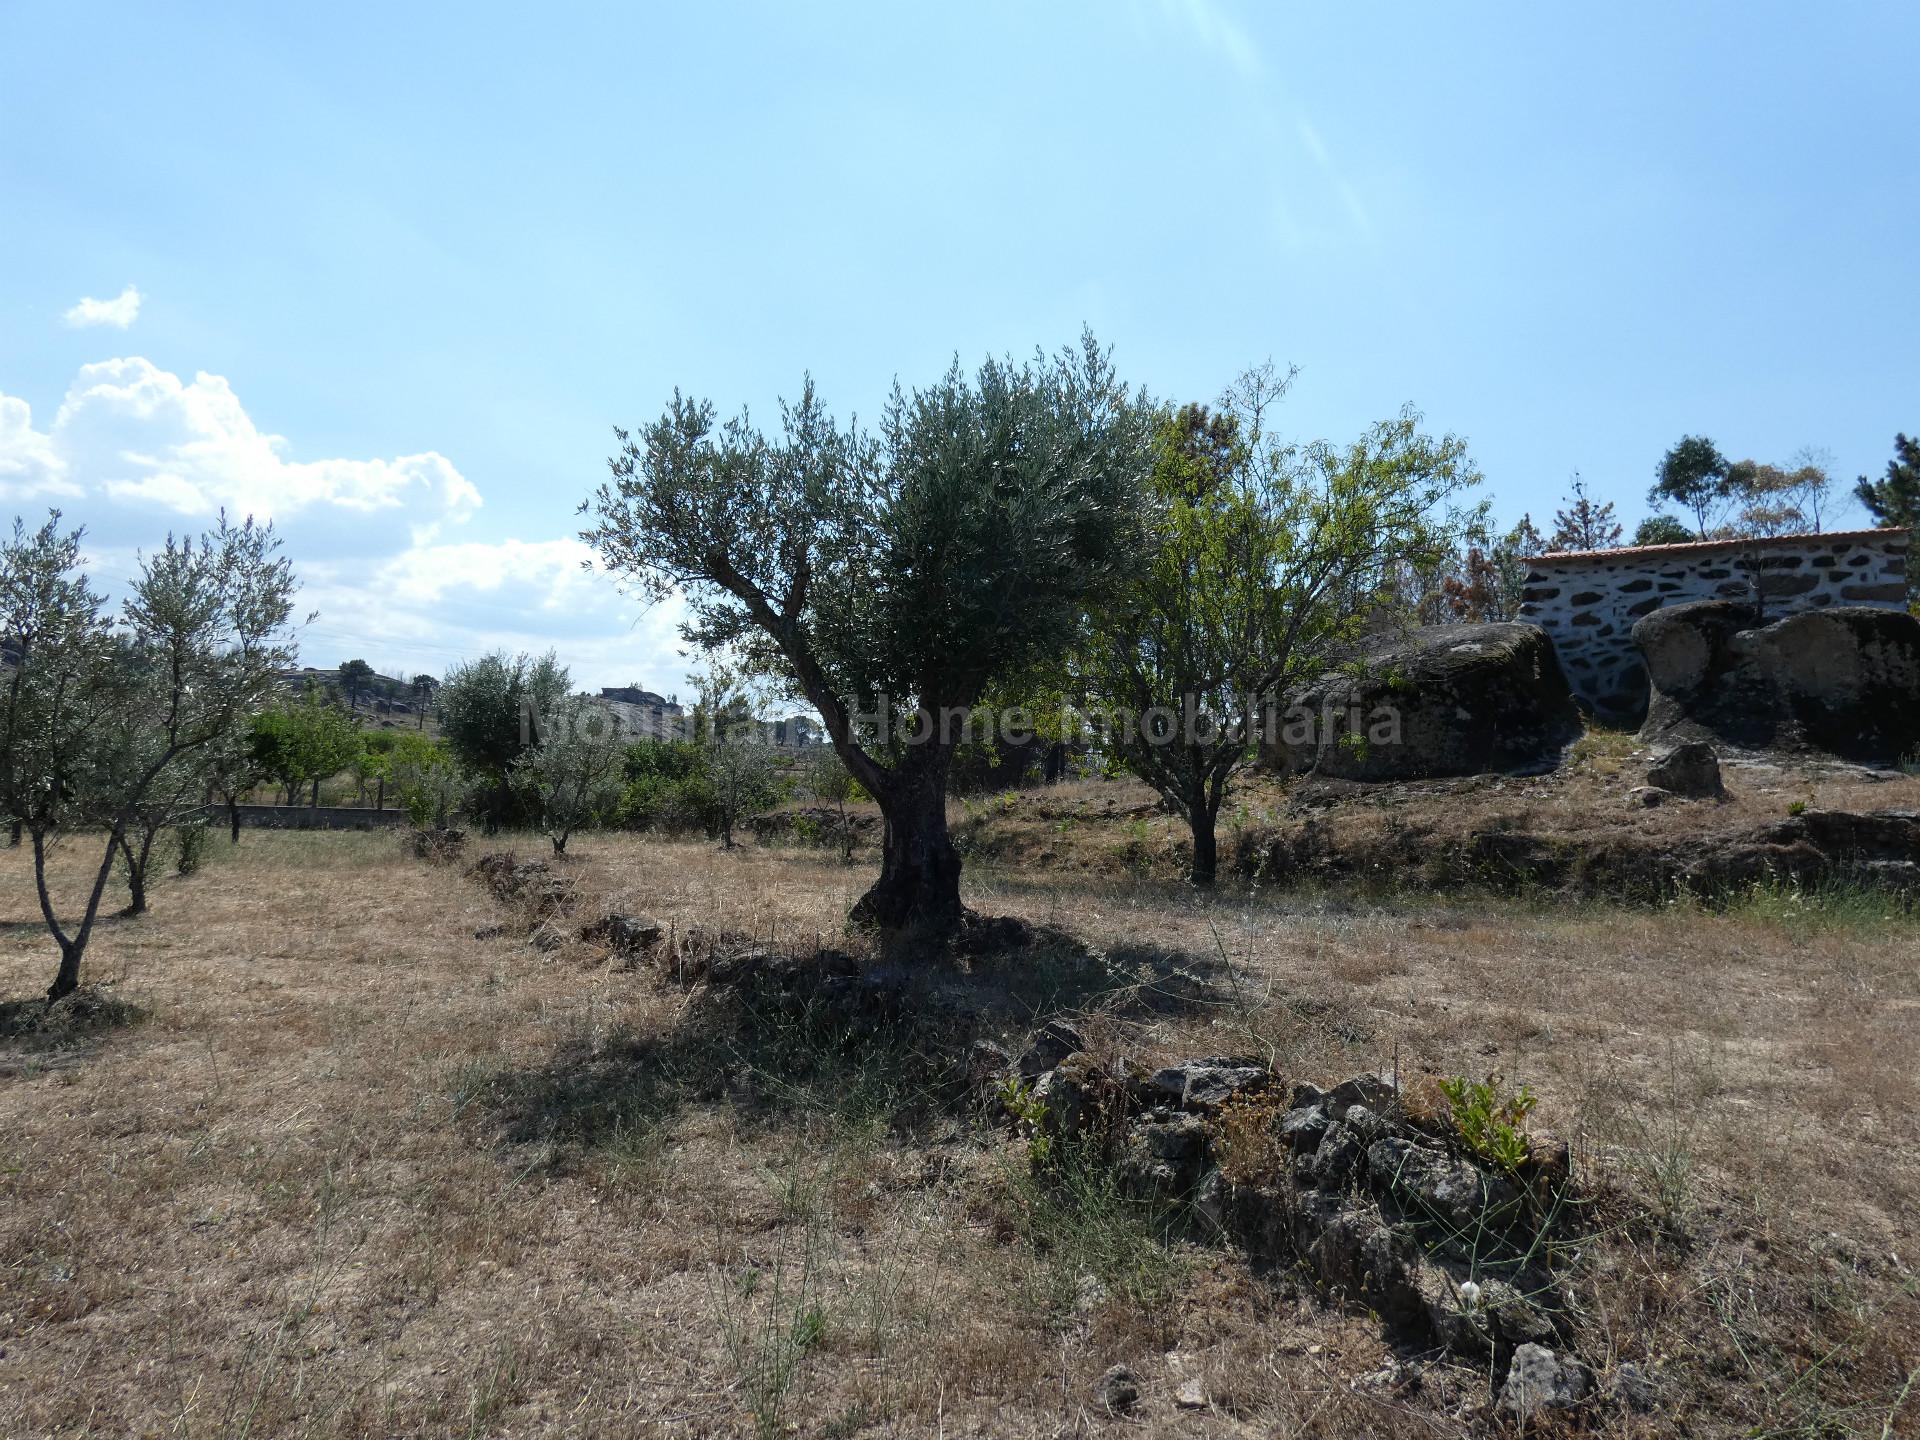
xmin=1 ymin=812 xmax=1917 ymax=1437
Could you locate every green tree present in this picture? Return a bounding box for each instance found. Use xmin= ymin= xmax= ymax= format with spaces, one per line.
xmin=1856 ymin=433 xmax=1920 ymax=530
xmin=1723 ymin=459 xmax=1811 ymax=538
xmin=703 ymin=724 xmax=778 ymax=850
xmin=1633 ymin=514 xmax=1697 ymax=547
xmin=0 ymin=513 xmax=297 ymax=1002
xmin=435 ymin=650 xmax=570 ymax=831
xmin=512 ymin=697 xmax=627 ymax=853
xmin=390 ymin=740 xmax=465 ymax=829
xmin=1082 ymin=371 xmax=1479 ymax=886
xmin=338 ymin=658 xmax=375 ymax=711
xmin=1649 ymin=435 xmax=1732 ymax=538
xmin=583 ymin=335 xmax=1152 ymax=931
xmin=251 ymin=689 xmax=362 ymax=806
xmin=804 ymin=745 xmax=858 ymax=862
xmin=410 ymin=672 xmax=438 ymax=730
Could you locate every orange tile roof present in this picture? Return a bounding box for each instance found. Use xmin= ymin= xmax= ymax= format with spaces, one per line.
xmin=1527 ymin=527 xmax=1909 ymax=565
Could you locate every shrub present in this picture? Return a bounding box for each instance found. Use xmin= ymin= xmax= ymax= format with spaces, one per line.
xmin=1437 ymin=1073 xmax=1536 ymax=1175
xmin=173 ymin=817 xmax=210 ymax=876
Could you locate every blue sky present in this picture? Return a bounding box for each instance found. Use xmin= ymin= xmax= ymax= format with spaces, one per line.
xmin=3 ymin=1 xmax=1916 ymax=692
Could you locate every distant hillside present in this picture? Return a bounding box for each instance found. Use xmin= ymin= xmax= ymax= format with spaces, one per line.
xmin=279 ymin=666 xmax=425 ymax=718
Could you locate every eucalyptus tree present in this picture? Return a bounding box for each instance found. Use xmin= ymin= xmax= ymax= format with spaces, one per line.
xmin=584 ymin=335 xmax=1153 ymax=930
xmin=1082 ymin=368 xmax=1480 ymax=886
xmin=0 ymin=513 xmax=297 ymax=1002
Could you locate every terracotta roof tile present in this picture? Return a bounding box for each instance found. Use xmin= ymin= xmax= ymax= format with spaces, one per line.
xmin=1526 ymin=527 xmax=1909 ymax=565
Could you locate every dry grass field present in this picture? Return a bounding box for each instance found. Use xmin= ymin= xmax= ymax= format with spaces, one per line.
xmin=2 ymin=795 xmax=1917 ymax=1437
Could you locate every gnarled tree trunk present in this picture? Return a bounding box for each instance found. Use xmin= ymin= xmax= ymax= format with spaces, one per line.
xmin=851 ymin=746 xmax=964 ymax=932
xmin=35 ymin=826 xmax=123 ymax=1005
xmin=1189 ymin=810 xmax=1219 ymax=888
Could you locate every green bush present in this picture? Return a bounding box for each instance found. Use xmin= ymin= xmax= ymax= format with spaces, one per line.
xmin=617 ymin=769 xmax=721 ymax=835
xmin=173 ymin=817 xmax=210 ymax=876
xmin=1437 ymin=1073 xmax=1536 ymax=1175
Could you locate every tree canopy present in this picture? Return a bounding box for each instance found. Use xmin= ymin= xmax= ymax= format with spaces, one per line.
xmin=1649 ymin=435 xmax=1732 ymax=538
xmin=1548 ymin=474 xmax=1622 ymax=551
xmin=1856 ymin=433 xmax=1920 ymax=531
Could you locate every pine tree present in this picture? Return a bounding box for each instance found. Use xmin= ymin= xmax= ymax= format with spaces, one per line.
xmin=1856 ymin=434 xmax=1920 ymax=530
xmin=1548 ymin=474 xmax=1623 ymax=552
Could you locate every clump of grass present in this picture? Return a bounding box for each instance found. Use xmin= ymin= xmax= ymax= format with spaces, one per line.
xmin=1436 ymin=1072 xmax=1537 ymax=1176
xmin=1211 ymin=1090 xmax=1289 ymax=1187
xmin=1717 ymin=874 xmax=1917 ymax=934
xmin=712 ymin=1226 xmax=831 ymax=1439
xmin=999 ymin=1137 xmax=1187 ymax=1319
xmin=1566 ymin=723 xmax=1640 ymax=777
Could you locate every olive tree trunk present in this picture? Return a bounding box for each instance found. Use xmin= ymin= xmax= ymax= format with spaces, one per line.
xmin=1189 ymin=808 xmax=1220 ymax=888
xmin=117 ymin=829 xmax=157 ymax=916
xmin=35 ymin=826 xmax=124 ymax=1004
xmin=851 ymin=746 xmax=963 ymax=931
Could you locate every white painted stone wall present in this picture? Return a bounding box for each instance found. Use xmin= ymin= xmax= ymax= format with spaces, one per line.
xmin=1519 ymin=529 xmax=1910 ymax=719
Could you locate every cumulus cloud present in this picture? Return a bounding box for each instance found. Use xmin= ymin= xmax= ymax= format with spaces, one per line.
xmin=0 ymin=357 xmax=676 ymax=691
xmin=62 ymin=285 xmax=142 ymax=330
xmin=0 ymin=395 xmax=78 ymax=503
xmin=1 ymin=358 xmax=480 ymax=548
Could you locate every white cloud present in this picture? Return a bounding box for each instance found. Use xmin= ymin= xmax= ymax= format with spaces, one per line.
xmin=62 ymin=285 xmax=142 ymax=330
xmin=1 ymin=358 xmax=480 ymax=544
xmin=0 ymin=357 xmax=675 ymax=692
xmin=295 ymin=543 xmax=691 ymax=694
xmin=0 ymin=395 xmax=79 ymax=503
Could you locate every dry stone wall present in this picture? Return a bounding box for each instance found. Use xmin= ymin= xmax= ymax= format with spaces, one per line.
xmin=1519 ymin=529 xmax=1909 ymax=719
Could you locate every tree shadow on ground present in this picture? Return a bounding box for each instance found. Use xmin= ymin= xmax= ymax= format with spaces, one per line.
xmin=469 ymin=915 xmax=1242 ymax=1166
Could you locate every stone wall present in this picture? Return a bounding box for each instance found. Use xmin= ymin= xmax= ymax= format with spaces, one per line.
xmin=229 ymin=804 xmax=409 ymax=831
xmin=1519 ymin=528 xmax=1910 ymax=720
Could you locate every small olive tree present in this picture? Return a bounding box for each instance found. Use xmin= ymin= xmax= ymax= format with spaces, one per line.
xmin=512 ymin=697 xmax=627 ymax=854
xmin=0 ymin=513 xmax=297 ymax=1002
xmin=804 ymin=745 xmax=858 ymax=861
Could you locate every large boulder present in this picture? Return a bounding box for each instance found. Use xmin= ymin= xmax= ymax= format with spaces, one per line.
xmin=1634 ymin=601 xmax=1920 ymax=764
xmin=1267 ymin=623 xmax=1582 ymax=782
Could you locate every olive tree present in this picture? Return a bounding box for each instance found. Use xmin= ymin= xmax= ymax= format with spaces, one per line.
xmin=0 ymin=513 xmax=296 ymax=1002
xmin=437 ymin=650 xmax=570 ymax=832
xmin=804 ymin=745 xmax=858 ymax=862
xmin=512 ymin=697 xmax=627 ymax=854
xmin=584 ymin=336 xmax=1152 ymax=931
xmin=1083 ymin=369 xmax=1479 ymax=886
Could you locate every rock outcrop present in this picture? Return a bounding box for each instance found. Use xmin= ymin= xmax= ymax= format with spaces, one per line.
xmin=1634 ymin=600 xmax=1920 ymax=765
xmin=1644 ymin=740 xmax=1725 ymax=799
xmin=1268 ymin=623 xmax=1582 ymax=782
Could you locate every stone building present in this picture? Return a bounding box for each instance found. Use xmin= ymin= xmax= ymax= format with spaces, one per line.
xmin=1519 ymin=528 xmax=1910 ymax=720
